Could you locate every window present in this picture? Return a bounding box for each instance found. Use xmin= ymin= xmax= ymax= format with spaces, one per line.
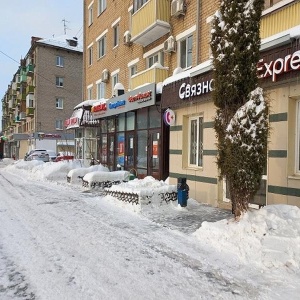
xmin=111 ymin=73 xmax=119 ymax=95
xmin=130 ymin=65 xmax=137 ymax=77
xmin=113 ymin=24 xmax=119 ymax=48
xmin=189 ymin=116 xmax=203 ymax=167
xmin=147 ymin=52 xmax=164 ymax=68
xmin=88 ymin=5 xmax=93 ymax=26
xmin=296 ymin=101 xmax=300 ymax=173
xmin=97 ymin=81 xmax=106 ymax=99
xmin=88 ymin=46 xmax=93 ymax=65
xmin=98 ymin=36 xmax=106 ymax=58
xmin=56 ymin=77 xmax=64 ymax=87
xmin=98 ymin=0 xmax=106 ymax=14
xmin=87 ymin=86 xmax=93 ymax=100
xmin=56 ymin=56 xmax=64 ymax=67
xmin=133 ymin=0 xmax=148 ymax=12
xmin=56 ymin=98 xmax=63 ymax=109
xmin=180 ymin=35 xmax=193 ymax=69
xmin=55 ymin=119 xmax=63 ymax=130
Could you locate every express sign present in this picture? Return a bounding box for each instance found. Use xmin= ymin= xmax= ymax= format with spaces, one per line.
xmin=257 ymin=50 xmax=300 ymax=82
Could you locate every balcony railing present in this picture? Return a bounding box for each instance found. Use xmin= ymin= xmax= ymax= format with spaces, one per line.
xmin=26 ymin=85 xmax=35 ymax=94
xmin=131 ymin=0 xmax=171 ymax=46
xmin=26 ymin=107 xmax=35 ymax=117
xmin=130 ymin=66 xmax=168 ymax=90
xmin=261 ymin=1 xmax=300 ymax=39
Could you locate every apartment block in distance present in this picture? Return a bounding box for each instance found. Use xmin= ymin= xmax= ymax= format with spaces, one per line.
xmin=1 ymin=35 xmax=83 ymax=159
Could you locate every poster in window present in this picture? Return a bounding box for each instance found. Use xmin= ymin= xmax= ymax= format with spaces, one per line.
xmin=153 ymin=140 xmax=158 ymax=159
xmin=118 ymin=135 xmax=125 ymax=165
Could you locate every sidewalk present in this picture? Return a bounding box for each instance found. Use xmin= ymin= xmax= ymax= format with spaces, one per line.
xmin=141 ymin=199 xmax=233 ymax=234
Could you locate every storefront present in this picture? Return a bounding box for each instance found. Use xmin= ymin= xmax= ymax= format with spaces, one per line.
xmin=91 ymin=83 xmax=169 ymax=180
xmin=161 ymin=38 xmax=300 ymax=209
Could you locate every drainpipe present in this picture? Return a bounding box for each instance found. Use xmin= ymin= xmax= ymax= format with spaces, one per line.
xmin=196 ymin=0 xmax=201 ymax=64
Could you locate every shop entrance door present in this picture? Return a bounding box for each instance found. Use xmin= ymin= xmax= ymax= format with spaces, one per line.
xmin=148 ymin=130 xmax=160 ymax=180
xmin=125 ymin=132 xmax=135 ymax=172
xmin=107 ymin=134 xmax=115 ymax=171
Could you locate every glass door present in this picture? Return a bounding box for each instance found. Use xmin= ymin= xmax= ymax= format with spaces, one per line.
xmin=148 ymin=130 xmax=160 ymax=180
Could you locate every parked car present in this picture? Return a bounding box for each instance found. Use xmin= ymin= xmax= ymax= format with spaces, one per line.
xmin=26 ymin=149 xmax=50 ymax=162
xmin=25 ymin=149 xmax=47 ymax=161
xmin=54 ymin=151 xmax=74 ymax=162
xmin=46 ymin=150 xmax=57 ymax=162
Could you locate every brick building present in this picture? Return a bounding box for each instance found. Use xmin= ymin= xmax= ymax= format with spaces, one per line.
xmin=1 ymin=35 xmax=83 ymax=159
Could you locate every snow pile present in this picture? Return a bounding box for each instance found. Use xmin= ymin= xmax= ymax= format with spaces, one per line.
xmin=194 ymin=205 xmax=300 ymax=271
xmin=67 ymin=164 xmax=110 ymax=184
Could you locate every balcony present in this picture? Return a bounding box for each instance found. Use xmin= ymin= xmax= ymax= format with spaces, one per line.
xmin=131 ymin=0 xmax=171 ymax=47
xmin=19 ymin=112 xmax=26 ymax=120
xmin=26 ymin=85 xmax=35 ymax=94
xmin=26 ymin=63 xmax=34 ymax=75
xmin=261 ymin=1 xmax=300 ymax=39
xmin=20 ymin=74 xmax=27 ymax=83
xmin=130 ymin=65 xmax=168 ymax=90
xmin=26 ymin=107 xmax=35 ymax=117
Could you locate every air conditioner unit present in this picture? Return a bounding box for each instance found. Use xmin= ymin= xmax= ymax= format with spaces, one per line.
xmin=102 ymin=69 xmax=109 ymax=82
xmin=163 ymin=36 xmax=176 ymax=53
xmin=123 ymin=31 xmax=131 ymax=45
xmin=171 ymin=0 xmax=185 ymax=17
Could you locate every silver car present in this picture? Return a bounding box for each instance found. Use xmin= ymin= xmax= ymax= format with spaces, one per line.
xmin=25 ymin=149 xmax=50 ymax=162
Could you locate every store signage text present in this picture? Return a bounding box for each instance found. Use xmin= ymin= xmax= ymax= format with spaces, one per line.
xmin=179 ymin=79 xmax=213 ymax=100
xmin=128 ymin=91 xmax=152 ymax=103
xmin=257 ymin=50 xmax=300 ymax=82
xmin=109 ymin=100 xmax=126 ymax=109
xmin=92 ymin=103 xmax=107 ymax=113
xmin=65 ymin=117 xmax=79 ymax=127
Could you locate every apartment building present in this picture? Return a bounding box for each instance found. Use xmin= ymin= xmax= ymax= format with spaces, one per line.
xmin=1 ymin=35 xmax=83 ymax=159
xmin=76 ymin=0 xmax=300 ymax=208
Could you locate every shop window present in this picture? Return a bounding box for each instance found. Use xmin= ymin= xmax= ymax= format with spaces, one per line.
xmin=137 ymin=107 xmax=148 ymax=129
xmin=117 ymin=133 xmax=125 ymax=166
xmin=188 ymin=116 xmax=203 ymax=167
xmin=126 ymin=111 xmax=135 ymax=131
xmin=180 ymin=35 xmax=193 ymax=69
xmin=98 ymin=0 xmax=106 ymax=15
xmin=117 ymin=113 xmax=125 ymax=131
xmin=108 ymin=118 xmax=115 ymax=132
xmin=101 ymin=134 xmax=108 ymax=164
xmin=100 ymin=119 xmax=107 ymax=133
xmin=137 ymin=130 xmax=148 ymax=168
xmin=149 ymin=106 xmax=161 ymax=128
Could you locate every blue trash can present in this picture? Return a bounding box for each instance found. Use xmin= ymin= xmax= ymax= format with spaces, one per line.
xmin=177 ymin=177 xmax=189 ymax=207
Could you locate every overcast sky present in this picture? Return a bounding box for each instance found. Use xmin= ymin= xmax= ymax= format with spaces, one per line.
xmin=0 ymin=1 xmax=83 ymax=129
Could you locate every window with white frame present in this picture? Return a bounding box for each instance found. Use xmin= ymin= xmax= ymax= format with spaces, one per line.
xmin=97 ymin=81 xmax=106 ymax=99
xmin=133 ymin=0 xmax=148 ymax=12
xmin=88 ymin=46 xmax=93 ymax=65
xmin=180 ymin=35 xmax=193 ymax=69
xmin=296 ymin=101 xmax=300 ymax=173
xmin=56 ymin=97 xmax=63 ymax=109
xmin=130 ymin=65 xmax=137 ymax=77
xmin=88 ymin=4 xmax=93 ymax=26
xmin=87 ymin=86 xmax=93 ymax=100
xmin=113 ymin=23 xmax=119 ymax=48
xmin=188 ymin=116 xmax=203 ymax=167
xmin=111 ymin=73 xmax=119 ymax=95
xmin=98 ymin=36 xmax=106 ymax=58
xmin=55 ymin=119 xmax=63 ymax=130
xmin=147 ymin=52 xmax=164 ymax=68
xmin=56 ymin=77 xmax=64 ymax=87
xmin=98 ymin=0 xmax=106 ymax=15
xmin=56 ymin=56 xmax=64 ymax=67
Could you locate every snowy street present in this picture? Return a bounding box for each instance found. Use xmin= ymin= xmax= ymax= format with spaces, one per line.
xmin=0 ymin=160 xmax=299 ymax=299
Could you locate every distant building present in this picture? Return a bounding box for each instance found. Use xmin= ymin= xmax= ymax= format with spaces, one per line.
xmin=1 ymin=35 xmax=83 ymax=159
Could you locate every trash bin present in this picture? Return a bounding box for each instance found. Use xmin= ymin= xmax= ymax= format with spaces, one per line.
xmin=177 ymin=177 xmax=189 ymax=207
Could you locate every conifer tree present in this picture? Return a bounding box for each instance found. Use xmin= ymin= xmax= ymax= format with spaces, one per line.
xmin=210 ymin=0 xmax=268 ymax=218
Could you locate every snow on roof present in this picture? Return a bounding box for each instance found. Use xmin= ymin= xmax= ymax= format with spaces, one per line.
xmin=74 ymin=100 xmax=102 ymax=110
xmin=36 ymin=35 xmax=83 ymax=52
